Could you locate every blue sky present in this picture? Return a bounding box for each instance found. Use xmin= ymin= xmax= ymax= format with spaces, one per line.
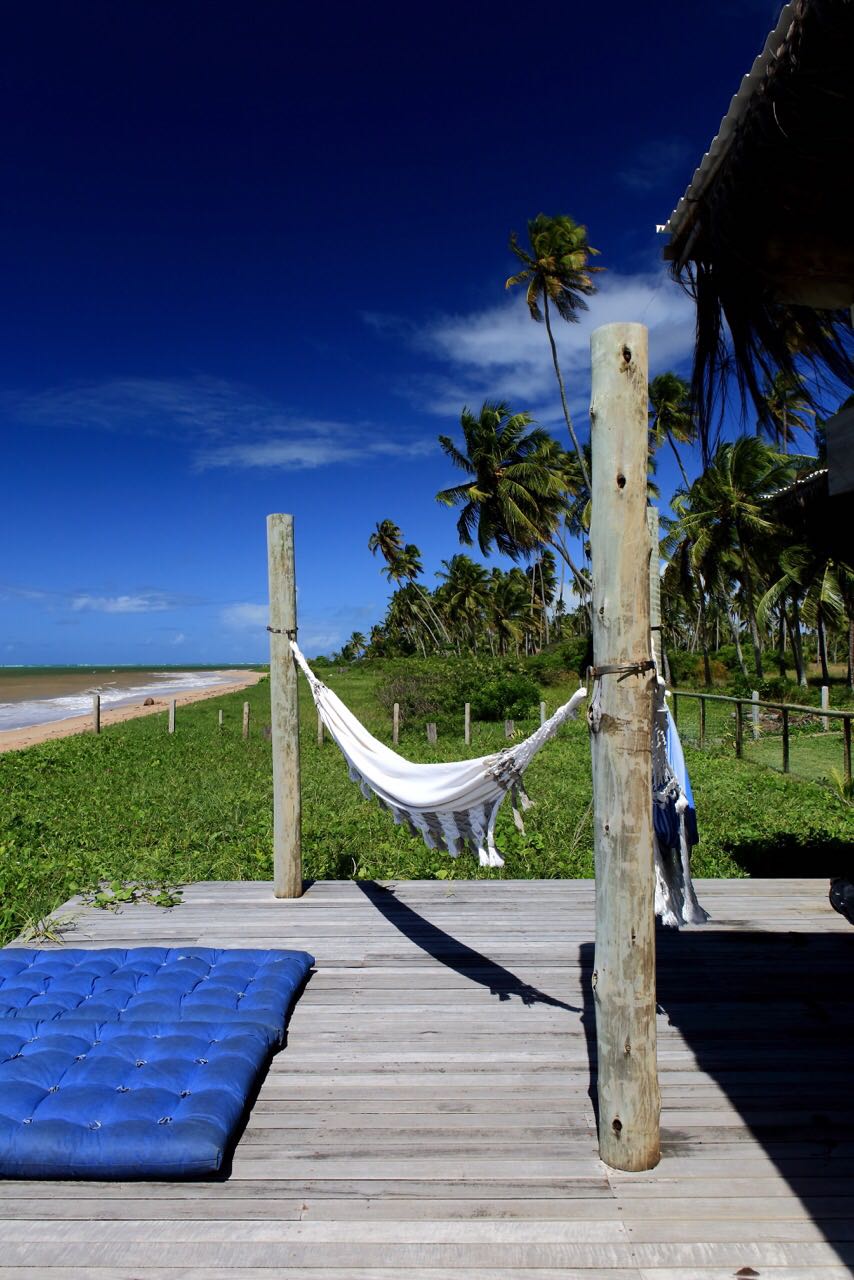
xmin=1 ymin=0 xmax=787 ymax=663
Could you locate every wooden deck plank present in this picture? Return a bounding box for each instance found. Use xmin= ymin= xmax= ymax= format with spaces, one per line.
xmin=2 ymin=877 xmax=852 ymax=1277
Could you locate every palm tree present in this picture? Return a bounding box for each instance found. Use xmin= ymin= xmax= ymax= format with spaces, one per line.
xmin=347 ymin=631 xmax=366 ymax=658
xmin=435 ymin=400 xmax=589 ymax=599
xmin=487 ymin=567 xmax=529 ymax=655
xmin=648 ymin=372 xmax=697 ymax=491
xmin=436 ymin=555 xmax=491 ymax=652
xmin=761 ymin=546 xmax=854 ymax=685
xmin=527 ymin=549 xmax=558 ymax=648
xmin=666 ymin=437 xmax=795 ymax=679
xmin=505 ymin=213 xmax=602 ymax=494
xmin=368 ymin=519 xmax=404 ymax=564
xmin=758 ymin=372 xmax=814 ymax=453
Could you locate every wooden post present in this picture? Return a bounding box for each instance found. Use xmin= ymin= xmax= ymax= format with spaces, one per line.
xmin=426 ymin=722 xmax=437 ymax=745
xmin=752 ymin=690 xmax=760 ymax=740
xmin=821 ymin=685 xmax=829 ymax=732
xmin=92 ymin=694 xmax=101 ymax=735
xmin=218 ymin=709 xmax=223 ymax=730
xmin=393 ymin=703 xmax=400 ymax=746
xmin=539 ymin=701 xmax=546 ymax=726
xmin=504 ymin=719 xmax=514 ymax=739
xmin=699 ymin=696 xmax=706 ymax=748
xmin=647 ymin=507 xmax=662 ymax=672
xmin=242 ymin=701 xmax=250 ymax=740
xmin=844 ymin=715 xmax=852 ymax=786
xmin=671 ymin=691 xmax=678 ymax=724
xmin=168 ymin=700 xmax=176 ymax=734
xmin=464 ymin=702 xmax=471 ymax=745
xmin=735 ymin=701 xmax=743 ymax=758
xmin=782 ymin=706 xmax=790 ymax=774
xmin=589 ymin=322 xmax=659 ymax=1172
xmin=317 ymin=709 xmax=324 ymax=745
xmin=267 ymin=513 xmax=302 ymax=899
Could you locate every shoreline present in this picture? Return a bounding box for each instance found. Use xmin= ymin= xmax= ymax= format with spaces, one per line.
xmin=0 ymin=670 xmax=265 ymax=754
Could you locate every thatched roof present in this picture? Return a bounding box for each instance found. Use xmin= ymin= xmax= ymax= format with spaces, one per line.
xmin=662 ymin=0 xmax=854 ymax=449
xmin=763 ymin=467 xmax=850 ymax=561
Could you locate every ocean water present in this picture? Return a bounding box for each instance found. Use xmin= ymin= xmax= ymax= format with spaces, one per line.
xmin=0 ymin=667 xmax=238 ymax=732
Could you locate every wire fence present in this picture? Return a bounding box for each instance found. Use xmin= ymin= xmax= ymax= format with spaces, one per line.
xmin=671 ymin=688 xmax=853 ymax=788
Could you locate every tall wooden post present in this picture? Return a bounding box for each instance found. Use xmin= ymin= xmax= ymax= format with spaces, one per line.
xmin=589 ymin=323 xmax=660 ymax=1172
xmin=92 ymin=694 xmax=101 ymax=735
xmin=168 ymin=700 xmax=176 ymax=734
xmin=647 ymin=508 xmax=662 ymax=672
xmin=267 ymin=513 xmax=302 ymax=899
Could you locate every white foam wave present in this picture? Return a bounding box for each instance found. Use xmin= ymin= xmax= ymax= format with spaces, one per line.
xmin=0 ymin=671 xmax=234 ymax=732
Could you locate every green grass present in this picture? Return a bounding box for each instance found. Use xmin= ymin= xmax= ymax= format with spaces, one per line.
xmin=744 ymin=731 xmax=849 ymax=783
xmin=0 ymin=669 xmax=851 ymax=945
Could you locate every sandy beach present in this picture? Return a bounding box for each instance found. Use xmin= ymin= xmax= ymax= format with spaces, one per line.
xmin=0 ymin=669 xmax=265 ymax=754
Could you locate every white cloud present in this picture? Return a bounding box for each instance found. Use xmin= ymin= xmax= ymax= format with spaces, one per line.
xmin=404 ymin=269 xmax=695 ymax=424
xmin=221 ymin=603 xmax=269 ymax=630
xmin=71 ymin=593 xmax=173 ymax=614
xmin=197 ymin=436 xmax=434 ymax=471
xmin=172 ymin=632 xmax=186 ymax=645
xmin=6 ymin=375 xmax=432 ymax=474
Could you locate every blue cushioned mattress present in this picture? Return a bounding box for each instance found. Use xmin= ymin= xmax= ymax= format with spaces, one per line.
xmin=0 ymin=948 xmax=311 ymax=1046
xmin=0 ymin=948 xmax=314 ymax=1178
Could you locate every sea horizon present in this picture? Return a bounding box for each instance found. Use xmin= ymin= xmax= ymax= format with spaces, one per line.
xmin=0 ymin=665 xmax=262 ymax=733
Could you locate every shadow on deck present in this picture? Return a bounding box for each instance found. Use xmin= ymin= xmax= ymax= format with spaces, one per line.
xmin=358 ymin=878 xmax=854 ymax=1269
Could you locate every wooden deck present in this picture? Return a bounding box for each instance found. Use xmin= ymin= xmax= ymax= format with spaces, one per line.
xmin=2 ymin=877 xmax=853 ymax=1278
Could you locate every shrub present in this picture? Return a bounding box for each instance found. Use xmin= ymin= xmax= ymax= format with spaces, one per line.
xmin=468 ymin=671 xmax=539 ymax=721
xmin=376 ymin=655 xmax=539 ymax=730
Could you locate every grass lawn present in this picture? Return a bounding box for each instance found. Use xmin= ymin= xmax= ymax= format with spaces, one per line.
xmin=744 ymin=730 xmax=849 ymax=783
xmin=0 ymin=667 xmax=851 ymax=944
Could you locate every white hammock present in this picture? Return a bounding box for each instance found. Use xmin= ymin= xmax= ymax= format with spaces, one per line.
xmin=289 ymin=642 xmax=707 ymax=927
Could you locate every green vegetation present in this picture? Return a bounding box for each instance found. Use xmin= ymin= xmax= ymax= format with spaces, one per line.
xmin=1 ymin=666 xmax=850 ymax=946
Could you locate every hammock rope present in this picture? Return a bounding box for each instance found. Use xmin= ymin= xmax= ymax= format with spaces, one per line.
xmin=288 ymin=641 xmax=708 ymax=927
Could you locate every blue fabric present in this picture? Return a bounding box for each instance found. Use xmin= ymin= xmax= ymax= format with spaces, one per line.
xmin=0 ymin=947 xmax=314 ymax=1178
xmin=0 ymin=948 xmax=313 ymax=1046
xmin=653 ymin=707 xmax=699 ymax=849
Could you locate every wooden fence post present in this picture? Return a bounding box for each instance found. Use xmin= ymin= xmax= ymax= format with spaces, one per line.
xmin=426 ymin=723 xmax=437 ymax=745
xmin=393 ymin=703 xmax=400 ymax=746
xmin=218 ymin=709 xmax=223 ymax=730
xmin=317 ymin=709 xmax=324 ymax=745
xmin=242 ymin=701 xmax=250 ymax=740
xmin=752 ymin=690 xmax=760 ymax=740
xmin=168 ymin=700 xmax=176 ymax=734
xmin=92 ymin=694 xmax=101 ymax=735
xmin=844 ymin=715 xmax=852 ymax=786
xmin=589 ymin=322 xmax=659 ymax=1172
xmin=735 ymin=701 xmax=743 ymax=758
xmin=267 ymin=513 xmax=302 ymax=899
xmin=464 ymin=702 xmax=471 ymax=745
xmin=504 ymin=719 xmax=514 ymax=739
xmin=821 ymin=685 xmax=829 ymax=732
xmin=699 ymin=696 xmax=706 ymax=748
xmin=782 ymin=706 xmax=790 ymax=774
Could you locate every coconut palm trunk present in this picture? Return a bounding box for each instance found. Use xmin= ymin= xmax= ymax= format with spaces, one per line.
xmin=817 ymin=612 xmax=830 ymax=684
xmin=788 ymin=598 xmax=808 ymax=686
xmin=542 ymin=292 xmax=592 ymax=495
xmin=735 ymin=524 xmax=764 ymax=678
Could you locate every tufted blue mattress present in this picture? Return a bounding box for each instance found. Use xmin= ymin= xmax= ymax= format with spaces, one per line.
xmin=0 ymin=948 xmax=312 ymax=1046
xmin=0 ymin=948 xmax=314 ymax=1178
